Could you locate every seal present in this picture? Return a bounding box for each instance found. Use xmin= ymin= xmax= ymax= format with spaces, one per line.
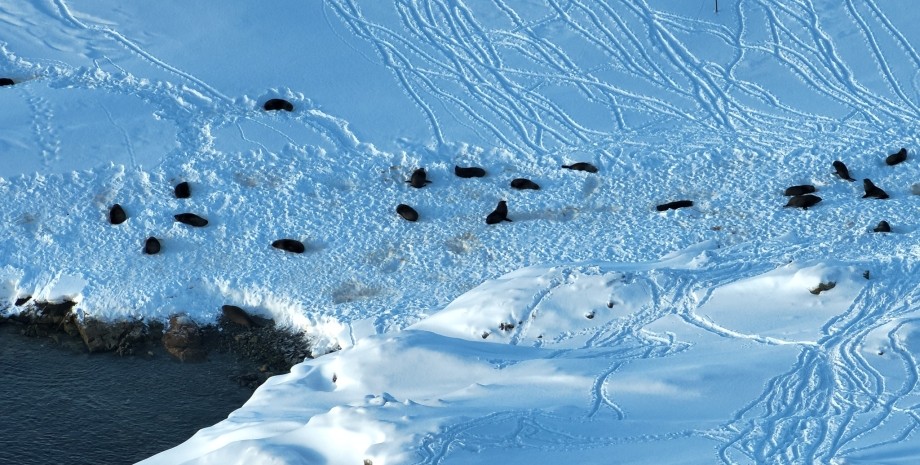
xmin=656 ymin=200 xmax=694 ymax=211
xmin=454 ymin=165 xmax=486 ymax=178
xmin=263 ymin=98 xmax=294 ymax=112
xmin=221 ymin=305 xmax=257 ymax=328
xmin=832 ymin=161 xmax=855 ymax=181
xmin=406 ymin=168 xmax=431 ymax=188
xmin=784 ymin=185 xmax=816 ymax=196
xmin=873 ymin=220 xmax=891 ymax=233
xmin=174 ymin=181 xmax=191 ymax=199
xmin=0 ymin=78 xmax=13 ymax=86
xmin=886 ymin=147 xmax=907 ymax=166
xmin=784 ymin=194 xmax=822 ymax=209
xmin=272 ymin=239 xmax=305 ymax=253
xmin=486 ymin=200 xmax=512 ymax=224
xmin=862 ymin=179 xmax=889 ymax=199
xmin=510 ymin=178 xmax=540 ymax=190
xmin=561 ymin=162 xmax=598 ymax=173
xmin=174 ymin=213 xmax=209 ymax=227
xmin=144 ymin=237 xmax=161 ymax=255
xmin=109 ymin=204 xmax=127 ymax=225
xmin=396 ymin=204 xmax=419 ymax=222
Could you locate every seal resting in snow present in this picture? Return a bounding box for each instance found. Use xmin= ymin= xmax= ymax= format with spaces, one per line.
xmin=263 ymin=98 xmax=293 ymax=112
xmin=862 ymin=179 xmax=889 ymax=199
xmin=174 ymin=181 xmax=191 ymax=199
xmin=561 ymin=162 xmax=598 ymax=173
xmin=406 ymin=168 xmax=431 ymax=188
xmin=510 ymin=178 xmax=540 ymax=190
xmin=109 ymin=204 xmax=127 ymax=225
xmin=783 ymin=185 xmax=816 ymax=196
xmin=454 ymin=165 xmax=486 ymax=178
xmin=873 ymin=220 xmax=891 ymax=233
xmin=144 ymin=237 xmax=161 ymax=255
xmin=396 ymin=204 xmax=419 ymax=222
xmin=174 ymin=213 xmax=208 ymax=227
xmin=271 ymin=239 xmax=305 ymax=253
xmin=886 ymin=148 xmax=907 ymax=166
xmin=221 ymin=305 xmax=257 ymax=328
xmin=486 ymin=200 xmax=512 ymax=224
xmin=656 ymin=200 xmax=694 ymax=211
xmin=832 ymin=161 xmax=855 ymax=181
xmin=784 ymin=194 xmax=822 ymax=209
xmin=0 ymin=78 xmax=13 ymax=86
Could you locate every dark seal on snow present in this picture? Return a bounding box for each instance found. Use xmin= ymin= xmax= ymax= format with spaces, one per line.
xmin=221 ymin=305 xmax=257 ymax=328
xmin=510 ymin=178 xmax=540 ymax=190
xmin=862 ymin=179 xmax=889 ymax=199
xmin=784 ymin=185 xmax=816 ymax=196
xmin=109 ymin=204 xmax=127 ymax=225
xmin=656 ymin=200 xmax=694 ymax=211
xmin=454 ymin=165 xmax=486 ymax=178
xmin=174 ymin=181 xmax=191 ymax=199
xmin=144 ymin=237 xmax=161 ymax=255
xmin=406 ymin=168 xmax=431 ymax=188
xmin=174 ymin=213 xmax=209 ymax=227
xmin=832 ymin=161 xmax=855 ymax=182
xmin=784 ymin=194 xmax=822 ymax=209
xmin=396 ymin=204 xmax=419 ymax=222
xmin=886 ymin=147 xmax=907 ymax=166
xmin=873 ymin=220 xmax=891 ymax=233
xmin=263 ymin=98 xmax=294 ymax=112
xmin=0 ymin=78 xmax=14 ymax=86
xmin=271 ymin=239 xmax=305 ymax=254
xmin=561 ymin=162 xmax=598 ymax=173
xmin=486 ymin=200 xmax=512 ymax=224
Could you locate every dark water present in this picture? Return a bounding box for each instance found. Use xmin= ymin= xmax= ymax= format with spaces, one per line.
xmin=0 ymin=324 xmax=253 ymax=465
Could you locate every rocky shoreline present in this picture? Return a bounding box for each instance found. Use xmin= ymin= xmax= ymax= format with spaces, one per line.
xmin=0 ymin=299 xmax=313 ymax=390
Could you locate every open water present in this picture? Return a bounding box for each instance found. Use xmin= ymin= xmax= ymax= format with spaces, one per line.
xmin=0 ymin=324 xmax=252 ymax=465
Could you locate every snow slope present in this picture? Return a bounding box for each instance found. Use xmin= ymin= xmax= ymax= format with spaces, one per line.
xmin=1 ymin=0 xmax=919 ymax=463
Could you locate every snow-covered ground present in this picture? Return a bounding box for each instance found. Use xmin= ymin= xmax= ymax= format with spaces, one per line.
xmin=1 ymin=0 xmax=919 ymax=463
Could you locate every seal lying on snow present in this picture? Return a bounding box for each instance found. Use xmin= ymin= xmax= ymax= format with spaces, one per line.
xmin=174 ymin=213 xmax=208 ymax=227
xmin=561 ymin=162 xmax=598 ymax=173
xmin=109 ymin=204 xmax=127 ymax=225
xmin=454 ymin=165 xmax=486 ymax=178
xmin=886 ymin=148 xmax=907 ymax=166
xmin=510 ymin=178 xmax=540 ymax=190
xmin=783 ymin=185 xmax=816 ymax=196
xmin=263 ymin=98 xmax=294 ymax=112
xmin=396 ymin=204 xmax=419 ymax=222
xmin=144 ymin=237 xmax=161 ymax=255
xmin=174 ymin=181 xmax=191 ymax=199
xmin=272 ymin=239 xmax=305 ymax=253
xmin=656 ymin=200 xmax=693 ymax=211
xmin=406 ymin=168 xmax=431 ymax=188
xmin=784 ymin=194 xmax=822 ymax=209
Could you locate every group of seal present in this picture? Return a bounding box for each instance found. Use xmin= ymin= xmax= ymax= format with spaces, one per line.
xmin=398 ymin=161 xmax=600 ymax=224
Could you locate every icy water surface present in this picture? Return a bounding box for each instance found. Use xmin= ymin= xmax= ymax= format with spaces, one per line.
xmin=0 ymin=324 xmax=253 ymax=465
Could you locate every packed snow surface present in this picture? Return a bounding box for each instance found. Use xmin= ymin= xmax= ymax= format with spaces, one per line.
xmin=1 ymin=0 xmax=919 ymax=463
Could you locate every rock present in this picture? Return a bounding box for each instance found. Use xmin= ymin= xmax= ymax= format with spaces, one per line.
xmin=75 ymin=317 xmax=145 ymax=354
xmin=911 ymin=183 xmax=920 ymax=195
xmin=162 ymin=314 xmax=207 ymax=362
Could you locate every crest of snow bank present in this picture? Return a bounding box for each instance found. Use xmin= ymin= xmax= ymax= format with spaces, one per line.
xmin=142 ymin=241 xmax=904 ymax=465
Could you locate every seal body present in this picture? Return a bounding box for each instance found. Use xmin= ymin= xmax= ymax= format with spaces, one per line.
xmin=783 ymin=185 xmax=816 ymax=196
xmin=784 ymin=194 xmax=822 ymax=209
xmin=0 ymin=78 xmax=13 ymax=86
xmin=396 ymin=204 xmax=419 ymax=222
xmin=873 ymin=220 xmax=891 ymax=233
xmin=886 ymin=148 xmax=907 ymax=166
xmin=221 ymin=305 xmax=256 ymax=328
xmin=407 ymin=168 xmax=431 ymax=188
xmin=862 ymin=179 xmax=889 ymax=199
xmin=832 ymin=161 xmax=855 ymax=181
xmin=144 ymin=237 xmax=161 ymax=255
xmin=486 ymin=200 xmax=512 ymax=224
xmin=656 ymin=200 xmax=694 ymax=211
xmin=454 ymin=165 xmax=486 ymax=178
xmin=174 ymin=182 xmax=191 ymax=199
xmin=109 ymin=204 xmax=127 ymax=225
xmin=174 ymin=213 xmax=209 ymax=227
xmin=561 ymin=162 xmax=598 ymax=173
xmin=272 ymin=239 xmax=305 ymax=253
xmin=510 ymin=178 xmax=540 ymax=190
xmin=263 ymin=98 xmax=294 ymax=111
